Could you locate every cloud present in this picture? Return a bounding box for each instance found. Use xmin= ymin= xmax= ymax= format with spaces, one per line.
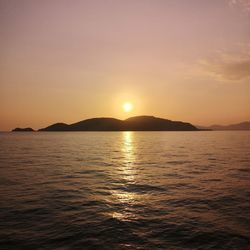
xmin=228 ymin=0 xmax=250 ymax=13
xmin=200 ymin=2 xmax=250 ymax=81
xmin=200 ymin=47 xmax=250 ymax=81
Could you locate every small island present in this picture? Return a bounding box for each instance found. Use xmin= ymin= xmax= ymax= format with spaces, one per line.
xmin=12 ymin=127 xmax=35 ymax=132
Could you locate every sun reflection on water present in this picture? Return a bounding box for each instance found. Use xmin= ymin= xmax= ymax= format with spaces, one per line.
xmin=121 ymin=131 xmax=136 ymax=182
xmin=109 ymin=132 xmax=139 ymax=221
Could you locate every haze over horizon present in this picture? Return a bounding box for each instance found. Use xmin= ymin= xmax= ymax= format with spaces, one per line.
xmin=1 ymin=0 xmax=250 ymax=131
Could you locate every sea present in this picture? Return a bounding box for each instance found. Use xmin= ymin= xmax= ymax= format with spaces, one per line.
xmin=0 ymin=131 xmax=250 ymax=249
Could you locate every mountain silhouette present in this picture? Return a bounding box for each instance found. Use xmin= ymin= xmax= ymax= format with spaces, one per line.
xmin=38 ymin=116 xmax=198 ymax=131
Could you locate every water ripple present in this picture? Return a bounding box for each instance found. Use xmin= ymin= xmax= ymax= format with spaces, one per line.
xmin=0 ymin=131 xmax=250 ymax=249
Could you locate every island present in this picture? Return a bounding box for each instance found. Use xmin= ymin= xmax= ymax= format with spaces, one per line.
xmin=12 ymin=127 xmax=34 ymax=132
xmin=38 ymin=116 xmax=198 ymax=131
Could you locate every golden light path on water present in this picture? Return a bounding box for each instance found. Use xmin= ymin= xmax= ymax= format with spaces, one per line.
xmin=111 ymin=132 xmax=140 ymax=222
xmin=121 ymin=132 xmax=136 ymax=182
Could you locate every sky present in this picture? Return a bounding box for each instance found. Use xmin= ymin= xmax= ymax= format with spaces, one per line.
xmin=1 ymin=0 xmax=250 ymax=130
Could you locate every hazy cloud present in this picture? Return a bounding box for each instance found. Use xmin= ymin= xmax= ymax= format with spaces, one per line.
xmin=229 ymin=0 xmax=250 ymax=13
xmin=200 ymin=47 xmax=250 ymax=81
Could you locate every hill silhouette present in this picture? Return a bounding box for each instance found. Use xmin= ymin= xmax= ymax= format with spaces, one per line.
xmin=38 ymin=116 xmax=198 ymax=131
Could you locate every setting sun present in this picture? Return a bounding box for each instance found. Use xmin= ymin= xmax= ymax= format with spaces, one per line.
xmin=123 ymin=102 xmax=133 ymax=112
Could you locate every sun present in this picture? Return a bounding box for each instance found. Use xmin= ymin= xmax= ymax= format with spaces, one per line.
xmin=123 ymin=102 xmax=133 ymax=112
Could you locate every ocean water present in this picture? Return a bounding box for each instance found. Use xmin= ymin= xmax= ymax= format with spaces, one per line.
xmin=0 ymin=131 xmax=250 ymax=249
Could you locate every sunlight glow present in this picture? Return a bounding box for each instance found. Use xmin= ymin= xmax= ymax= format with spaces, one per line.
xmin=123 ymin=102 xmax=133 ymax=112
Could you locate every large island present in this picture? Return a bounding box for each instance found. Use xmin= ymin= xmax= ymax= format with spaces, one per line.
xmin=38 ymin=116 xmax=198 ymax=131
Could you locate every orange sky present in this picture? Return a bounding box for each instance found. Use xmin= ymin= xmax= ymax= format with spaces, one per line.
xmin=1 ymin=0 xmax=250 ymax=131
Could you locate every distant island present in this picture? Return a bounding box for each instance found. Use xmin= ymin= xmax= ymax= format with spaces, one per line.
xmin=12 ymin=127 xmax=34 ymax=132
xmin=196 ymin=121 xmax=250 ymax=131
xmin=26 ymin=116 xmax=197 ymax=132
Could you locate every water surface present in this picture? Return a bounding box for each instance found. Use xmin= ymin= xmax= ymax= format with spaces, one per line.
xmin=0 ymin=131 xmax=250 ymax=249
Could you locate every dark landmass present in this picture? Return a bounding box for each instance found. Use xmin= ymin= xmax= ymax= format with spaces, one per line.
xmin=11 ymin=119 xmax=250 ymax=132
xmin=38 ymin=116 xmax=198 ymax=131
xmin=195 ymin=127 xmax=212 ymax=131
xmin=12 ymin=127 xmax=34 ymax=132
xmin=197 ymin=121 xmax=250 ymax=131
